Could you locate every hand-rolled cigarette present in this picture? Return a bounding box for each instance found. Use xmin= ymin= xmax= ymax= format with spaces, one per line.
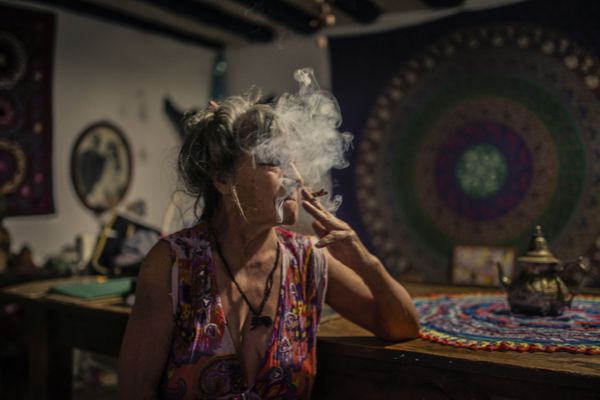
xmin=311 ymin=189 xmax=328 ymax=197
xmin=289 ymin=162 xmax=328 ymax=199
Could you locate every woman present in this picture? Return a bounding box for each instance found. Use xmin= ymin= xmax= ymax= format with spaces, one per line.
xmin=118 ymin=92 xmax=420 ymax=399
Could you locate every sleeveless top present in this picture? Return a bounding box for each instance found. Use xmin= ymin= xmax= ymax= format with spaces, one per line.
xmin=160 ymin=222 xmax=328 ymax=399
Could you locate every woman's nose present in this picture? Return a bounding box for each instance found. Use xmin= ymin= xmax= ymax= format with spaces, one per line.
xmin=288 ymin=162 xmax=304 ymax=186
xmin=281 ymin=177 xmax=301 ymax=191
xmin=286 ymin=171 xmax=303 ymax=186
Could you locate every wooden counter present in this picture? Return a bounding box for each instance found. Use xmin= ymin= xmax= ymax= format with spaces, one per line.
xmin=314 ymin=282 xmax=600 ymax=399
xmin=0 ymin=277 xmax=130 ymax=399
xmin=2 ymin=279 xmax=599 ymax=399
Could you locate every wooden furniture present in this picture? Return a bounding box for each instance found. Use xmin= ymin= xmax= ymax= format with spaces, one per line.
xmin=1 ymin=280 xmax=599 ymax=399
xmin=314 ymin=283 xmax=600 ymax=399
xmin=0 ymin=269 xmax=61 ymax=289
xmin=0 ymin=277 xmax=129 ymax=399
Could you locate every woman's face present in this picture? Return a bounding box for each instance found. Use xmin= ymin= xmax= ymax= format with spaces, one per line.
xmin=229 ymin=153 xmax=300 ymax=226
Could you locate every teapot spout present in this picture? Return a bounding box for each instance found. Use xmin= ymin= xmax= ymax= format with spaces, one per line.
xmin=496 ymin=262 xmax=511 ymax=289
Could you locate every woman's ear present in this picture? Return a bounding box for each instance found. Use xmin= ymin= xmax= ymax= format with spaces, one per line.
xmin=211 ymin=171 xmax=232 ymax=195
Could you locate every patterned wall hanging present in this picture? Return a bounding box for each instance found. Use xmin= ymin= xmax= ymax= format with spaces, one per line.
xmin=0 ymin=3 xmax=55 ymax=216
xmin=329 ymin=0 xmax=600 ymax=283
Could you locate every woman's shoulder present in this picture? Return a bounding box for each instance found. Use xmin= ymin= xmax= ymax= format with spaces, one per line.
xmin=164 ymin=221 xmax=208 ymax=240
xmin=163 ymin=222 xmax=209 ymax=244
xmin=143 ymin=239 xmax=173 ymax=267
xmin=161 ymin=222 xmax=211 ymax=259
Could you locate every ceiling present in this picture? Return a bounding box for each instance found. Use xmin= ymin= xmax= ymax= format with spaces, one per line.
xmin=27 ymin=0 xmax=466 ymax=49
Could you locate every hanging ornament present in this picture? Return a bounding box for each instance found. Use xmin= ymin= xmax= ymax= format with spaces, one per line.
xmin=210 ymin=50 xmax=228 ymax=101
xmin=314 ymin=0 xmax=336 ymax=48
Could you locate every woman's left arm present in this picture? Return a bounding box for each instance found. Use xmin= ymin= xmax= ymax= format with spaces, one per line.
xmin=302 ymin=189 xmax=420 ymax=341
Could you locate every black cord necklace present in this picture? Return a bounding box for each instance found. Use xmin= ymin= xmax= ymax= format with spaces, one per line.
xmin=211 ymin=227 xmax=281 ymax=330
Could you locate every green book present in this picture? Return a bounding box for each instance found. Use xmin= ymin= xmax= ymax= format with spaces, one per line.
xmin=50 ymin=277 xmax=133 ymax=299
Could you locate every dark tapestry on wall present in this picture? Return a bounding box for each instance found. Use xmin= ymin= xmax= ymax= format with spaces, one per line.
xmin=0 ymin=4 xmax=55 ymax=216
xmin=329 ymin=0 xmax=600 ymax=283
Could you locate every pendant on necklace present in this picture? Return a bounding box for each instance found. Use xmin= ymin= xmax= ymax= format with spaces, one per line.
xmin=250 ymin=315 xmax=273 ymax=330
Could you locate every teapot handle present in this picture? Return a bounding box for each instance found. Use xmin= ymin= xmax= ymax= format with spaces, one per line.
xmin=563 ymin=256 xmax=589 ymax=297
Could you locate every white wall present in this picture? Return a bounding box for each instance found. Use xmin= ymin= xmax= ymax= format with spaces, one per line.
xmin=226 ymin=37 xmax=331 ymax=95
xmin=5 ymin=1 xmax=215 ymax=261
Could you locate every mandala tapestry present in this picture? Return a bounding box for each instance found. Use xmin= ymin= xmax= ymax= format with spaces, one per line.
xmin=0 ymin=4 xmax=55 ymax=216
xmin=330 ymin=0 xmax=600 ymax=284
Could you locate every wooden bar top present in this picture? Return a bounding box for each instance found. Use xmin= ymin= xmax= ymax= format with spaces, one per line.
xmin=318 ymin=315 xmax=600 ymax=378
xmin=317 ymin=281 xmax=600 ymax=394
xmin=2 ymin=278 xmax=599 ymax=385
xmin=0 ymin=276 xmax=131 ymax=316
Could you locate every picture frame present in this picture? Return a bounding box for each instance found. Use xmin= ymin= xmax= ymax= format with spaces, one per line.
xmin=452 ymin=245 xmax=516 ymax=286
xmin=71 ymin=121 xmax=132 ymax=214
xmin=91 ymin=213 xmax=160 ymax=276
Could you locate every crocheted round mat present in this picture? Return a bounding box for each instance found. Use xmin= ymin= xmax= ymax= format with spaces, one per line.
xmin=415 ymin=293 xmax=600 ymax=354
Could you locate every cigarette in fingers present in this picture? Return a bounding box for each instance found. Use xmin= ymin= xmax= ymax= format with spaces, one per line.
xmin=289 ymin=162 xmax=328 ymax=200
xmin=311 ymin=189 xmax=328 ymax=198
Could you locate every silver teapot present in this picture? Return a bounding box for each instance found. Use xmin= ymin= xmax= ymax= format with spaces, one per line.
xmin=496 ymin=226 xmax=589 ymax=316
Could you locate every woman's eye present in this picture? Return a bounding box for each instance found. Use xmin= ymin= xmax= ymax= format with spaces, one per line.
xmin=258 ymin=161 xmax=280 ymax=167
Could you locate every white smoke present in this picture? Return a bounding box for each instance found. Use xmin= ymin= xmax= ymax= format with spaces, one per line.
xmin=251 ymin=68 xmax=353 ymax=219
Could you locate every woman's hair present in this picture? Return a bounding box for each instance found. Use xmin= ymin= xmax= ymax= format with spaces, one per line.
xmin=177 ymin=95 xmax=275 ymax=221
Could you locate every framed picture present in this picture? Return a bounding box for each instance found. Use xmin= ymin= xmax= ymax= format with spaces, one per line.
xmin=91 ymin=213 xmax=160 ymax=276
xmin=71 ymin=122 xmax=132 ymax=214
xmin=452 ymin=245 xmax=516 ymax=286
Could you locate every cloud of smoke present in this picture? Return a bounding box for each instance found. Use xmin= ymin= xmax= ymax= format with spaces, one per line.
xmin=251 ymin=68 xmax=353 ymax=221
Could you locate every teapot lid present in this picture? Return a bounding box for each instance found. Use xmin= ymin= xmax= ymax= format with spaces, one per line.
xmin=517 ymin=225 xmax=560 ymax=264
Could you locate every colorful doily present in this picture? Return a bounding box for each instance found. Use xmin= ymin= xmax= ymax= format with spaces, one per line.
xmin=415 ymin=293 xmax=600 ymax=354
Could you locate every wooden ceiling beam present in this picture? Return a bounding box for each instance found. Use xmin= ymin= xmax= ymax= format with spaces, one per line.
xmin=230 ymin=0 xmax=319 ymax=34
xmin=333 ymin=0 xmax=381 ymax=24
xmin=422 ymin=0 xmax=466 ymax=8
xmin=29 ymin=0 xmax=224 ymax=49
xmin=140 ymin=0 xmax=275 ymax=42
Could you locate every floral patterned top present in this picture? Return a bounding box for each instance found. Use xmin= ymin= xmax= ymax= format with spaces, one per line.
xmin=160 ymin=222 xmax=328 ymax=399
